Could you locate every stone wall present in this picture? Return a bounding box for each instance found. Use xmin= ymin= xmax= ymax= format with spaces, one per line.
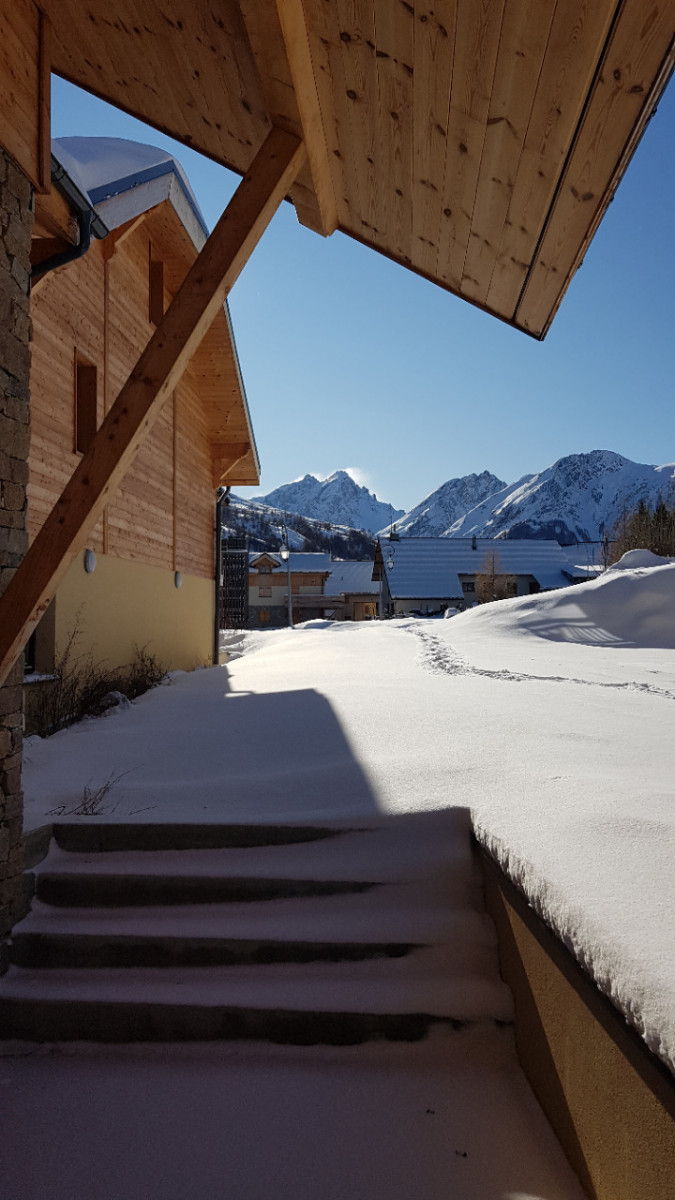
xmin=0 ymin=147 xmax=33 ymax=953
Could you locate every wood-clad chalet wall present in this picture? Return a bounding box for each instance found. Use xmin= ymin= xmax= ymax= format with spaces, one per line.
xmin=28 ymin=208 xmax=214 ymax=584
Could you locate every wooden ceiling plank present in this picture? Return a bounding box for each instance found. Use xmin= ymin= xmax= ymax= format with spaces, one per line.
xmin=516 ymin=0 xmax=675 ymax=335
xmin=435 ymin=0 xmax=505 ymax=291
xmin=44 ymin=0 xmax=265 ymax=178
xmin=275 ymin=0 xmax=339 ymax=235
xmin=139 ymin=0 xmax=265 ymax=154
xmin=461 ymin=1 xmax=556 ymax=306
xmin=373 ymin=0 xmax=415 ymax=264
xmin=61 ymin=0 xmax=187 ymax=143
xmin=411 ymin=2 xmax=457 ymax=278
xmin=326 ymin=0 xmax=381 ymax=238
xmin=485 ymin=0 xmax=618 ymax=317
xmin=0 ymin=127 xmax=305 ymax=686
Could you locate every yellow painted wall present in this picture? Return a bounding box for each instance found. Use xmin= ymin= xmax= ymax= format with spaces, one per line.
xmin=54 ymin=552 xmax=214 ymax=673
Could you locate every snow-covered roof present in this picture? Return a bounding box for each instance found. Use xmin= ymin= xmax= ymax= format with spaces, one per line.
xmin=378 ymin=537 xmax=578 ymax=597
xmin=52 ymin=137 xmax=209 ymax=247
xmin=249 ymin=552 xmax=332 ymax=574
xmin=326 ymin=561 xmax=378 ymax=595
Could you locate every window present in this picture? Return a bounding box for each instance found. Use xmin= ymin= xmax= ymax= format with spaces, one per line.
xmin=258 ymin=586 xmax=272 ymax=597
xmin=258 ymin=564 xmax=272 ymax=574
xmin=462 ymin=581 xmax=475 ymax=593
xmin=258 ymin=609 xmax=271 ymax=624
xmin=75 ymin=354 xmax=97 ymax=454
xmin=149 ymin=248 xmax=164 ymax=326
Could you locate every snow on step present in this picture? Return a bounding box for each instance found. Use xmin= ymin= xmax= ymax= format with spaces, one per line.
xmin=15 ymin=890 xmax=500 ymax=974
xmin=1 ymin=813 xmax=509 ymax=1042
xmin=40 ymin=816 xmax=474 ymax=885
xmin=0 ymin=948 xmax=512 ymax=1019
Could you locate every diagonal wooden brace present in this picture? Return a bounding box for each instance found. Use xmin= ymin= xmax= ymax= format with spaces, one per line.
xmin=0 ymin=127 xmax=306 ymax=687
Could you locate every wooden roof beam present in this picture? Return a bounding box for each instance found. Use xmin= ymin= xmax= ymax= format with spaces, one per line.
xmin=0 ymin=127 xmax=306 ymax=687
xmin=240 ymin=0 xmax=338 ymax=236
xmin=275 ymin=0 xmax=338 ymax=236
xmin=212 ymin=442 xmax=251 ymax=486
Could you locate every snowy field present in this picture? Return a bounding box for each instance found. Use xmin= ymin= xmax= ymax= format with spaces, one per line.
xmin=22 ymin=552 xmax=675 ymax=1076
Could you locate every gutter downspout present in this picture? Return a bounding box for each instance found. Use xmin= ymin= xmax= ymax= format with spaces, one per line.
xmin=32 ymin=155 xmax=108 ymax=282
xmin=214 ymin=487 xmax=229 ymax=664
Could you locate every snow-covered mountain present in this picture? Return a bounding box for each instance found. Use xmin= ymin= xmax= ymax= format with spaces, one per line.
xmin=223 ymin=496 xmax=375 ymax=559
xmin=391 ymin=471 xmax=506 ymax=537
xmin=253 ymin=471 xmax=403 ymax=535
xmin=447 ymin=451 xmax=675 ymax=542
xmin=238 ymin=452 xmax=675 ymax=552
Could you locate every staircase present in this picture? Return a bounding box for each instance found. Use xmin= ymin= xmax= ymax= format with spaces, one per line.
xmin=0 ymin=815 xmax=513 ymax=1044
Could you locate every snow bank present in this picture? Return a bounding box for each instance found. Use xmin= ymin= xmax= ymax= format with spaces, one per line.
xmin=606 ymin=548 xmax=673 ymax=571
xmin=446 ymin=553 xmax=675 ymax=650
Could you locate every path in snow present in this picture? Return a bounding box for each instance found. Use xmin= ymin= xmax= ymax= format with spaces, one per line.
xmin=410 ymin=623 xmax=675 ymax=699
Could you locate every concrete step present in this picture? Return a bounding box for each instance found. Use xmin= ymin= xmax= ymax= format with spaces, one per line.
xmin=0 ymin=994 xmax=481 ymax=1044
xmin=52 ymin=822 xmax=351 ymax=854
xmin=10 ymin=931 xmax=420 ymax=970
xmin=0 ymin=949 xmax=512 ymax=1042
xmin=35 ymin=873 xmax=380 ymax=908
xmin=0 ymin=952 xmax=512 ymax=1016
xmin=18 ymin=886 xmax=494 ymax=944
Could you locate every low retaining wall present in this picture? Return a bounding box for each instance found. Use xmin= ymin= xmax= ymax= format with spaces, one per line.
xmin=479 ymin=845 xmax=675 ymax=1200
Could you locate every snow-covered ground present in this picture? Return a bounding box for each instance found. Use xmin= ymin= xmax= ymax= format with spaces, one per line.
xmin=21 ymin=553 xmax=675 ymax=1076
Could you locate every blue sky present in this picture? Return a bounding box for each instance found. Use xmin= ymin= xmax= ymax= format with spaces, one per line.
xmin=51 ymin=74 xmax=674 ymax=514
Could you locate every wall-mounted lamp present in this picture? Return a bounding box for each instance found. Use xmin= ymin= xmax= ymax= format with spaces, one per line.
xmin=83 ymin=548 xmax=96 ymax=574
xmin=174 ymin=571 xmax=183 ymax=589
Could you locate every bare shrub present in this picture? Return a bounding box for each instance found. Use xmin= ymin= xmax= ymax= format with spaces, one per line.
xmin=47 ymin=770 xmax=131 ymax=817
xmin=32 ymin=630 xmax=167 ymax=737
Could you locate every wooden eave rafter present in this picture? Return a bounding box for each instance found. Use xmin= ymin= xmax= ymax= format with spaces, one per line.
xmin=31 ymin=183 xmax=78 ymax=269
xmin=39 ymin=0 xmax=675 ymax=338
xmin=0 ymin=126 xmax=305 ymax=687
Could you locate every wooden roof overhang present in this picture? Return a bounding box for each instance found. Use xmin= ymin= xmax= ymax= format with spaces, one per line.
xmin=40 ymin=0 xmax=675 ymax=339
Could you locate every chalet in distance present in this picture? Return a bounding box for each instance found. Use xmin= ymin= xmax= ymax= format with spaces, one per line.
xmin=374 ymin=536 xmax=594 ymax=616
xmin=246 ymin=552 xmax=379 ymax=626
xmin=248 ymin=551 xmax=332 ymax=625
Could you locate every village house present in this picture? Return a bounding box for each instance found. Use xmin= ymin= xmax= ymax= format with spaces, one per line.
xmin=248 ymin=550 xmax=333 ymax=626
xmin=374 ymin=535 xmax=594 ymax=617
xmin=0 ymin=3 xmax=673 ymax=1195
xmin=324 ymin=559 xmax=379 ymax=621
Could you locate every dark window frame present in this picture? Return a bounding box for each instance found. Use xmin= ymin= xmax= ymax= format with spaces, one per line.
xmin=74 ymin=351 xmax=97 ymax=455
